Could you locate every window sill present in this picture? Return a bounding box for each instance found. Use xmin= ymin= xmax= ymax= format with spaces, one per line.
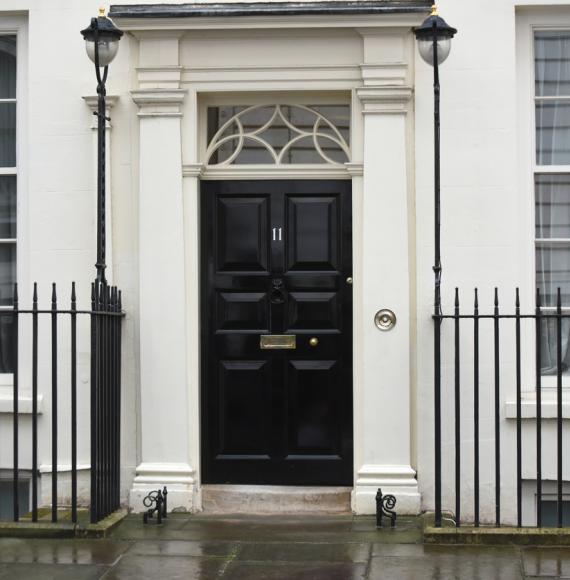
xmin=0 ymin=393 xmax=44 ymax=414
xmin=505 ymin=398 xmax=570 ymax=419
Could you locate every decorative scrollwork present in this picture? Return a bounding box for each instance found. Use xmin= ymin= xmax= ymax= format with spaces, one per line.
xmin=142 ymin=486 xmax=168 ymax=525
xmin=206 ymin=104 xmax=351 ymax=166
xmin=376 ymin=488 xmax=397 ymax=528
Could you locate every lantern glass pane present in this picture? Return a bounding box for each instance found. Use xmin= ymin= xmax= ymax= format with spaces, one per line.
xmin=418 ymin=38 xmax=451 ymax=66
xmin=85 ymin=38 xmax=119 ymax=66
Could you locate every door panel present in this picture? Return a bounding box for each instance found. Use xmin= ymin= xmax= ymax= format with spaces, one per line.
xmin=216 ymin=195 xmax=270 ymax=272
xmin=286 ymin=196 xmax=339 ymax=271
xmin=201 ymin=180 xmax=352 ymax=485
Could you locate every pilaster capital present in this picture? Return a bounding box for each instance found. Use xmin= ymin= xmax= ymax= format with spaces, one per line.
xmin=131 ymin=89 xmax=187 ymax=118
xmin=82 ymin=95 xmax=119 ymax=129
xmin=356 ymin=86 xmax=413 ymax=115
xmin=344 ymin=162 xmax=364 ymax=177
xmin=182 ymin=163 xmax=205 ymax=178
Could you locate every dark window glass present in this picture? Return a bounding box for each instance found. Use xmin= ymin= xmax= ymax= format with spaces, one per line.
xmin=540 ymin=500 xmax=570 ymax=527
xmin=0 ymin=36 xmax=16 ymax=99
xmin=207 ymin=104 xmax=350 ymax=165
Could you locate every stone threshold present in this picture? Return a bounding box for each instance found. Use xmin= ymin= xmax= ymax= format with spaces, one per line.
xmin=0 ymin=509 xmax=128 ymax=539
xmin=201 ymin=485 xmax=352 ymax=515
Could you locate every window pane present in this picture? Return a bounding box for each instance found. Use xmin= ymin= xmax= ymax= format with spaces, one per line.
xmin=0 ymin=103 xmax=15 ymax=167
xmin=0 ymin=314 xmax=14 ymax=373
xmin=535 ymin=31 xmax=570 ymax=97
xmin=0 ymin=36 xmax=16 ymax=99
xmin=536 ymin=243 xmax=570 ymax=306
xmin=536 ymin=101 xmax=570 ymax=165
xmin=0 ymin=244 xmax=15 ymax=307
xmin=206 ymin=104 xmax=350 ymax=165
xmin=0 ymin=176 xmax=16 ymax=239
xmin=536 ymin=174 xmax=570 ymax=238
xmin=539 ymin=501 xmax=570 ymax=527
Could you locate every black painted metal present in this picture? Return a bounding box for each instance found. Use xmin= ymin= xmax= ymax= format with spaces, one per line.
xmin=12 ymin=284 xmax=18 ymax=522
xmin=32 ymin=283 xmax=38 ymax=522
xmin=376 ymin=488 xmax=397 ymax=528
xmin=71 ymin=282 xmax=78 ymax=524
xmin=454 ymin=288 xmax=460 ymax=527
xmin=51 ymin=284 xmax=58 ymax=523
xmin=432 ymin=29 xmax=443 ymax=531
xmin=90 ymin=280 xmax=123 ymax=523
xmin=5 ymin=282 xmax=123 ymax=525
xmin=142 ymin=487 xmax=168 ymax=524
xmin=515 ymin=288 xmax=522 ymax=528
xmin=434 ymin=286 xmax=569 ymax=528
xmin=536 ymin=288 xmax=542 ymax=528
xmin=557 ymin=288 xmax=563 ymax=528
xmin=200 ymin=180 xmax=353 ymax=486
xmin=109 ymin=1 xmax=432 ymax=19
xmin=473 ymin=288 xmax=480 ymax=528
xmin=494 ymin=288 xmax=500 ymax=527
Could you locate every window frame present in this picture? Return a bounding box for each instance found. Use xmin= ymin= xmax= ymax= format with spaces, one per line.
xmin=0 ymin=16 xmax=28 ymax=386
xmin=516 ymin=8 xmax=570 ymax=392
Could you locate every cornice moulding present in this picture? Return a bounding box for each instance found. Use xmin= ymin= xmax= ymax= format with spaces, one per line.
xmin=131 ymin=88 xmax=187 ymax=116
xmin=111 ymin=13 xmax=426 ymax=32
xmin=356 ymin=85 xmax=413 ymax=113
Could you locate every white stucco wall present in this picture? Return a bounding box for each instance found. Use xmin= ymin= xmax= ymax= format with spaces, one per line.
xmin=416 ymin=0 xmax=570 ymax=526
xmin=0 ymin=0 xmax=568 ymax=522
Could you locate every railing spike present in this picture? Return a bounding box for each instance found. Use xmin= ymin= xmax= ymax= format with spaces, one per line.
xmin=516 ymin=287 xmax=520 ymax=309
xmin=33 ymin=282 xmax=37 ymax=304
xmin=474 ymin=287 xmax=478 ymax=309
xmin=494 ymin=287 xmax=499 ymax=307
xmin=71 ymin=281 xmax=76 ymax=304
xmin=51 ymin=283 xmax=57 ymax=304
xmin=13 ymin=282 xmax=18 ymax=304
xmin=455 ymin=287 xmax=459 ymax=307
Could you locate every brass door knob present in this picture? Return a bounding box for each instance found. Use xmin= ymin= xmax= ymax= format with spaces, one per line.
xmin=346 ymin=277 xmax=353 ymax=285
xmin=309 ymin=337 xmax=319 ymax=347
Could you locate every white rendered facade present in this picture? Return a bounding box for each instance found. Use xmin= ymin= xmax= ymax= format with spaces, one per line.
xmin=0 ymin=0 xmax=568 ymax=524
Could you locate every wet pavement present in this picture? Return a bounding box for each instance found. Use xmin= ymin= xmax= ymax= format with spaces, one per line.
xmin=0 ymin=514 xmax=567 ymax=578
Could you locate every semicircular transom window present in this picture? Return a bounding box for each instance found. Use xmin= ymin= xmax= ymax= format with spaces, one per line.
xmin=206 ymin=104 xmax=351 ymax=166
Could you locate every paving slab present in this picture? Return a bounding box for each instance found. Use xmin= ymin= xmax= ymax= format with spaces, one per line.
xmin=0 ymin=562 xmax=107 ymax=579
xmin=369 ymin=545 xmax=523 ymax=580
xmin=128 ymin=539 xmax=239 ymax=558
xmin=236 ymin=541 xmax=371 ymax=562
xmin=522 ymin=547 xmax=570 ymax=578
xmin=0 ymin=538 xmax=131 ymax=565
xmin=222 ymin=560 xmax=368 ymax=579
xmin=102 ymin=554 xmax=230 ymax=579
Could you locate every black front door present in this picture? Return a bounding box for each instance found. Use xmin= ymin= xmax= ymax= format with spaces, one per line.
xmin=200 ymin=180 xmax=352 ymax=485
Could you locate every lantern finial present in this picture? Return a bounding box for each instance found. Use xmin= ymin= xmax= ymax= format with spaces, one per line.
xmin=431 ymin=4 xmax=438 ymax=16
xmin=99 ymin=7 xmax=106 ymax=17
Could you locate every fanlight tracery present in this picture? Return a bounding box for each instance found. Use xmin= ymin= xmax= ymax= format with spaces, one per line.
xmin=206 ymin=104 xmax=351 ymax=166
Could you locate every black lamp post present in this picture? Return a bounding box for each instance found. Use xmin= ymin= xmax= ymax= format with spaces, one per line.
xmin=81 ymin=9 xmax=123 ymax=285
xmin=414 ymin=4 xmax=457 ymax=529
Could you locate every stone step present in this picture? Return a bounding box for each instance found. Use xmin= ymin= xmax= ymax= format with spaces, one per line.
xmin=201 ymin=485 xmax=352 ymax=515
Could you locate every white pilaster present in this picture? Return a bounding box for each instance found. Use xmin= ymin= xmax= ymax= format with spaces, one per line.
xmin=130 ymin=39 xmax=193 ymax=510
xmin=352 ymin=29 xmax=420 ymax=514
xmin=82 ymin=95 xmax=118 ymax=283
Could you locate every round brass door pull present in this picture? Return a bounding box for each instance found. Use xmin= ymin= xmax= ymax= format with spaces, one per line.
xmin=375 ymin=309 xmax=397 ymax=331
xmin=309 ymin=337 xmax=319 ymax=347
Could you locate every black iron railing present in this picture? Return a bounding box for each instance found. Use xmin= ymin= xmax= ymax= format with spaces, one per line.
xmin=8 ymin=281 xmax=123 ymax=524
xmin=433 ymin=286 xmax=568 ymax=528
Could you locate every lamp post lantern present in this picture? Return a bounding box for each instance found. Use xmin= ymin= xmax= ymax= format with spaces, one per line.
xmin=414 ymin=4 xmax=457 ymax=529
xmin=81 ymin=8 xmax=123 ymax=284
